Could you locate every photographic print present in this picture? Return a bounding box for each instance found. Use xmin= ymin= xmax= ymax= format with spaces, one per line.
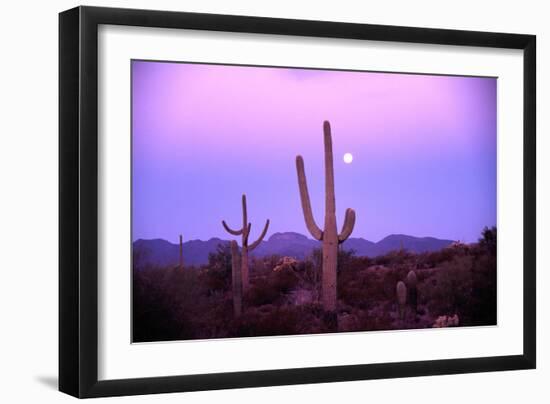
xmin=131 ymin=60 xmax=497 ymax=343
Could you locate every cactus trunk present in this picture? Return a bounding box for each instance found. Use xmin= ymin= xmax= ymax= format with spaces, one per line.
xmin=296 ymin=121 xmax=356 ymax=313
xmin=396 ymin=281 xmax=407 ymax=320
xmin=322 ymin=123 xmax=338 ymax=311
xmin=231 ymin=241 xmax=242 ymax=317
xmin=322 ymin=232 xmax=338 ymax=311
xmin=241 ymin=247 xmax=249 ymax=290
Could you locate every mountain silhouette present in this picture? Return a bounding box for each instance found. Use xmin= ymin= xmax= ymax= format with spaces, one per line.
xmin=132 ymin=232 xmax=455 ymax=270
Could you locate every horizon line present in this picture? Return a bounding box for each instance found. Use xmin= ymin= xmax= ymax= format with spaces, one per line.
xmin=131 ymin=229 xmax=493 ymax=245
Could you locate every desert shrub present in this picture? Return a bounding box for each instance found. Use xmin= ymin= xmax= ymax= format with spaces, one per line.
xmin=479 ymin=226 xmax=497 ymax=255
xmin=362 ymin=270 xmax=390 ymax=301
xmin=246 ymin=277 xmax=281 ymax=306
xmin=425 ymin=255 xmax=473 ymax=316
xmin=310 ymin=248 xmax=322 ymax=273
xmin=338 ymin=274 xmax=366 ymax=308
xmin=233 ymin=305 xmax=301 ymax=337
xmin=273 ymin=267 xmax=300 ymax=292
xmin=372 ymin=249 xmax=413 ymax=267
xmin=372 ymin=253 xmax=391 ymax=266
xmin=416 ymin=248 xmax=455 ymax=268
xmin=295 ymin=259 xmax=317 ymax=285
xmin=355 ymin=307 xmax=394 ymax=331
xmin=339 ymin=265 xmax=380 ymax=309
xmin=469 ymin=253 xmax=497 ymax=325
xmin=349 ymin=255 xmax=372 ymax=271
xmin=202 ymin=243 xmax=232 ymax=293
xmin=246 ymin=267 xmax=300 ymax=306
xmin=379 ymin=268 xmax=402 ymax=301
xmin=132 ymin=268 xmax=195 ymax=342
xmin=233 ymin=303 xmax=337 ymax=337
xmin=337 ymin=248 xmax=356 ymax=273
xmin=190 ymin=296 xmax=234 ymax=339
xmin=250 ymin=254 xmax=282 ymax=277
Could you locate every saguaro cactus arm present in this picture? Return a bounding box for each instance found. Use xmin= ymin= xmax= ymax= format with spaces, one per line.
xmin=221 ymin=194 xmax=251 ymax=238
xmin=222 ymin=220 xmax=244 ymax=235
xmin=296 ymin=156 xmax=323 ymax=241
xmin=338 ymin=208 xmax=356 ymax=243
xmin=248 ymin=219 xmax=270 ymax=251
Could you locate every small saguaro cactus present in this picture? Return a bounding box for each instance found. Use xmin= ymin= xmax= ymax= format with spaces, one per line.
xmin=222 ymin=194 xmax=270 ymax=290
xmin=406 ymin=270 xmax=418 ymax=312
xmin=296 ymin=121 xmax=356 ymax=312
xmin=179 ymin=234 xmax=184 ymax=270
xmin=396 ymin=281 xmax=407 ymax=320
xmin=230 ymin=241 xmax=242 ymax=317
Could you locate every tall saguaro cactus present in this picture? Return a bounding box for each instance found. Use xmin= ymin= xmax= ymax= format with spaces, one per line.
xmin=230 ymin=241 xmax=242 ymax=316
xmin=396 ymin=281 xmax=407 ymax=320
xmin=296 ymin=121 xmax=356 ymax=312
xmin=222 ymin=194 xmax=270 ymax=290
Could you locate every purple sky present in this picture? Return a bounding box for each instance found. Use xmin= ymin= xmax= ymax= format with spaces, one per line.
xmin=132 ymin=60 xmax=496 ymax=244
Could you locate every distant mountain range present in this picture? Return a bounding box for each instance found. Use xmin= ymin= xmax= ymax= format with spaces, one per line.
xmin=133 ymin=232 xmax=454 ymax=270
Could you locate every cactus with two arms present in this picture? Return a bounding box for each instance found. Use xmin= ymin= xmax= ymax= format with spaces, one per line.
xmin=295 ymin=121 xmax=356 ymax=312
xmin=222 ymin=194 xmax=270 ymax=291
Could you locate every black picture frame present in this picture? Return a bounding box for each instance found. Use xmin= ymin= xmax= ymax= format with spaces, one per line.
xmin=59 ymin=5 xmax=536 ymax=398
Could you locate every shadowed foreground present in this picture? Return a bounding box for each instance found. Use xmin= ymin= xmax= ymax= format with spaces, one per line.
xmin=132 ymin=228 xmax=496 ymax=342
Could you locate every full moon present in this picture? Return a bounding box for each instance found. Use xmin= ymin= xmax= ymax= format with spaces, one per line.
xmin=343 ymin=153 xmax=353 ymax=164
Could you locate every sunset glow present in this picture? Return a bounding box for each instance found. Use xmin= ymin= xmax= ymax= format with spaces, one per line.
xmin=132 ymin=61 xmax=497 ymax=243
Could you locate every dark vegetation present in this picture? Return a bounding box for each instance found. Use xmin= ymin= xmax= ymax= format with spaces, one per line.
xmin=133 ymin=227 xmax=497 ymax=342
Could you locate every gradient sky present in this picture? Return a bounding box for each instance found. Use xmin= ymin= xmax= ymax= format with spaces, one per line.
xmin=132 ymin=60 xmax=496 ymax=244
